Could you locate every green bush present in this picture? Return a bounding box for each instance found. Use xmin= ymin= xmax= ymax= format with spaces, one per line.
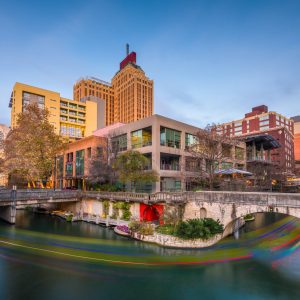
xmin=121 ymin=202 xmax=132 ymax=221
xmin=175 ymin=218 xmax=223 ymax=240
xmin=156 ymin=224 xmax=175 ymax=235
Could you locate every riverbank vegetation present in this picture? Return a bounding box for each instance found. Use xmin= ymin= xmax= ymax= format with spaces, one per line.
xmin=156 ymin=218 xmax=224 ymax=240
xmin=129 ymin=217 xmax=224 ymax=240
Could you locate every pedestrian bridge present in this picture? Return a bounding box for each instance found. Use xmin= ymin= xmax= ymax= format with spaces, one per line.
xmin=1 ymin=190 xmax=300 ymax=226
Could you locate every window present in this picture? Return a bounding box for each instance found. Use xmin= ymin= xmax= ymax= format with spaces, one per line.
xmin=65 ymin=153 xmax=73 ymax=176
xmin=131 ymin=127 xmax=152 ymax=148
xmin=22 ymin=91 xmax=45 ymax=110
xmin=112 ymin=134 xmax=127 ymax=153
xmin=160 ymin=127 xmax=181 ymax=148
xmin=185 ymin=133 xmax=197 ymax=148
xmin=76 ymin=149 xmax=85 ymax=176
xmin=259 ymin=115 xmax=269 ymax=121
xmin=160 ymin=154 xmax=180 ymax=171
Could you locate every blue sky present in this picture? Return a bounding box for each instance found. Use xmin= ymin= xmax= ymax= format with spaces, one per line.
xmin=1 ymin=0 xmax=300 ymax=127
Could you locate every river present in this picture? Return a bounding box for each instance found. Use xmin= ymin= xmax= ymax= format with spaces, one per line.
xmin=0 ymin=210 xmax=300 ymax=300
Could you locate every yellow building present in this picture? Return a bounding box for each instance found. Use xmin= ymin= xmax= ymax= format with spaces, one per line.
xmin=9 ymin=82 xmax=105 ymax=139
xmin=73 ymin=77 xmax=114 ymax=126
xmin=73 ymin=45 xmax=153 ymax=126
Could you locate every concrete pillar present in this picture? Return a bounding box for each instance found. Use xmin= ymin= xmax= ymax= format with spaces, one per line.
xmin=0 ymin=206 xmax=16 ymax=224
xmin=152 ymin=118 xmax=161 ymax=192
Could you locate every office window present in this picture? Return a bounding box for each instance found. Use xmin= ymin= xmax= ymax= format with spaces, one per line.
xmin=185 ymin=133 xmax=197 ymax=148
xmin=131 ymin=127 xmax=152 ymax=148
xmin=112 ymin=134 xmax=127 ymax=153
xmin=76 ymin=149 xmax=85 ymax=176
xmin=160 ymin=127 xmax=181 ymax=148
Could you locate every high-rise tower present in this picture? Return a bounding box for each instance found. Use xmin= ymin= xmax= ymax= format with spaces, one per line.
xmin=73 ymin=45 xmax=154 ymax=126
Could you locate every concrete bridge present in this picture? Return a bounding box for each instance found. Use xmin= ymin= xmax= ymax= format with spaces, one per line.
xmin=1 ymin=190 xmax=300 ymax=229
xmin=0 ymin=190 xmax=81 ymax=223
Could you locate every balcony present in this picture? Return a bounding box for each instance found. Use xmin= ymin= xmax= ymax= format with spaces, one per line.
xmin=160 ymin=153 xmax=180 ymax=171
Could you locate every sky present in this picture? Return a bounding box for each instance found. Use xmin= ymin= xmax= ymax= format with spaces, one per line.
xmin=0 ymin=0 xmax=300 ymax=128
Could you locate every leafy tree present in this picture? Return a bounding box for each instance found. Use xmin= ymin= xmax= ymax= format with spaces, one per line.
xmin=114 ymin=150 xmax=158 ymax=192
xmin=3 ymin=103 xmax=65 ymax=186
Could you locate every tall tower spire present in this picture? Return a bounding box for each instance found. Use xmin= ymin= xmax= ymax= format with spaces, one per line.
xmin=126 ymin=43 xmax=129 ymax=56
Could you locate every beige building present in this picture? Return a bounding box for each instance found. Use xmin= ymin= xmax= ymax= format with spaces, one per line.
xmin=94 ymin=115 xmax=246 ymax=193
xmin=73 ymin=46 xmax=153 ymax=126
xmin=0 ymin=124 xmax=10 ymax=186
xmin=9 ymin=82 xmax=105 ymax=140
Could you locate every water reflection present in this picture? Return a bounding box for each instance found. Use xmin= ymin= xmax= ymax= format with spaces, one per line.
xmin=0 ymin=210 xmax=300 ymax=300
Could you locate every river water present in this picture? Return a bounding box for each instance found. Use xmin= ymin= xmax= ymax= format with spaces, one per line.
xmin=1 ymin=211 xmax=300 ymax=300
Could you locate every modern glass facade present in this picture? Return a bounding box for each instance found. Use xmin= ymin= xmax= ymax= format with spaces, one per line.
xmin=60 ymin=124 xmax=84 ymax=138
xmin=76 ymin=149 xmax=85 ymax=176
xmin=160 ymin=127 xmax=181 ymax=148
xmin=131 ymin=127 xmax=152 ymax=148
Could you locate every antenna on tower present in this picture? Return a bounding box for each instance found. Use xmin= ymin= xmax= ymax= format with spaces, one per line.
xmin=126 ymin=43 xmax=129 ymax=56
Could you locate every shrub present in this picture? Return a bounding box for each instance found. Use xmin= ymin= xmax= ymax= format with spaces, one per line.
xmin=128 ymin=220 xmax=142 ymax=232
xmin=128 ymin=220 xmax=154 ymax=235
xmin=121 ymin=202 xmax=132 ymax=221
xmin=156 ymin=224 xmax=175 ymax=235
xmin=175 ymin=218 xmax=223 ymax=240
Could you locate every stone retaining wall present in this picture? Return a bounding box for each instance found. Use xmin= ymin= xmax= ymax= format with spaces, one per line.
xmin=132 ymin=232 xmax=223 ymax=248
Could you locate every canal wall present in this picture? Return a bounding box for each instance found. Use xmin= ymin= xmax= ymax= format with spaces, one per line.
xmin=58 ymin=199 xmax=140 ymax=220
xmin=132 ymin=232 xmax=223 ymax=248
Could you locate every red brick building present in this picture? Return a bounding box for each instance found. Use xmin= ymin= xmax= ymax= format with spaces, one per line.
xmin=218 ymin=105 xmax=294 ymax=177
xmin=291 ymin=116 xmax=300 ymax=176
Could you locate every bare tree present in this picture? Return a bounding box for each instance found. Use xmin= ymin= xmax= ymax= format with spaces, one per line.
xmin=187 ymin=124 xmax=240 ymax=190
xmin=86 ymin=130 xmax=126 ymax=188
